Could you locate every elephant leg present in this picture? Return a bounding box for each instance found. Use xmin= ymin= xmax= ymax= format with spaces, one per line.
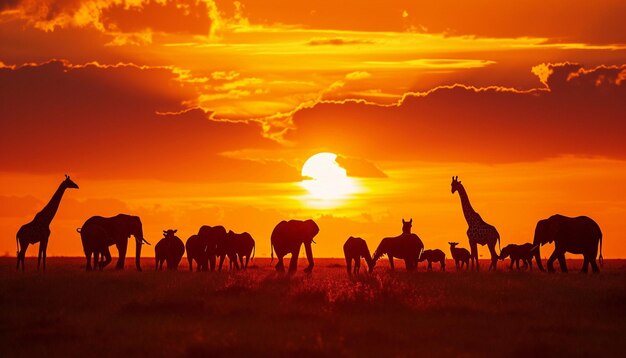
xmin=527 ymin=259 xmax=533 ymax=272
xmin=355 ymin=258 xmax=361 ymax=274
xmin=547 ymin=251 xmax=558 ymax=272
xmin=522 ymin=259 xmax=529 ymax=270
xmin=188 ymin=257 xmax=193 ymax=271
xmin=230 ymin=254 xmax=240 ymax=270
xmin=245 ymin=256 xmax=249 ymax=269
xmin=209 ymin=256 xmax=216 ymax=271
xmin=557 ymin=254 xmax=568 ymax=273
xmin=101 ymin=247 xmax=112 ymax=269
xmin=239 ymin=255 xmax=244 ymax=270
xmin=218 ymin=255 xmax=225 ymax=271
xmin=289 ymin=249 xmax=300 ymax=274
xmin=590 ymin=257 xmax=600 ymax=273
xmin=515 ymin=259 xmax=520 ymax=270
xmin=115 ymin=240 xmax=128 ymax=270
xmin=345 ymin=257 xmax=352 ymax=275
xmin=85 ymin=249 xmax=93 ymax=271
xmin=581 ymin=257 xmax=589 ymax=273
xmin=428 ymin=261 xmax=432 ymax=271
xmin=509 ymin=259 xmax=514 ymax=270
xmin=275 ymin=255 xmax=285 ymax=272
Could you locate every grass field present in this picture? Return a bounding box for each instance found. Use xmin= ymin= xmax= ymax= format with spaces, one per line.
xmin=1 ymin=257 xmax=625 ymax=357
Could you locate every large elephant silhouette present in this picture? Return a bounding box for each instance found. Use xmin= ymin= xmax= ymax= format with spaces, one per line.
xmin=533 ymin=214 xmax=603 ymax=273
xmin=271 ymin=219 xmax=319 ymax=273
xmin=372 ymin=219 xmax=424 ymax=271
xmin=185 ymin=234 xmax=206 ymax=271
xmin=194 ymin=225 xmax=228 ymax=271
xmin=216 ymin=232 xmax=240 ymax=271
xmin=78 ymin=214 xmax=149 ymax=271
xmin=155 ymin=229 xmax=185 ymax=270
xmin=227 ymin=230 xmax=255 ymax=269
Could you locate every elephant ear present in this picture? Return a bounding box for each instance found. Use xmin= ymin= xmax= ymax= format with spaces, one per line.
xmin=306 ymin=219 xmax=320 ymax=239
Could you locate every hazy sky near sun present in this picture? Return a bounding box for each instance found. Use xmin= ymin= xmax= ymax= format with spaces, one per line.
xmin=1 ymin=0 xmax=625 ymax=259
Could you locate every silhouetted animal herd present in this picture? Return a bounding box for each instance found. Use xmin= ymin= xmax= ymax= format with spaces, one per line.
xmin=16 ymin=176 xmax=605 ymax=274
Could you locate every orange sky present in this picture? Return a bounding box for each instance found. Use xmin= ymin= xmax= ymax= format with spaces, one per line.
xmin=1 ymin=0 xmax=625 ymax=259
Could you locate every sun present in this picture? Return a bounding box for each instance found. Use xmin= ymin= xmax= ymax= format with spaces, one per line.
xmin=300 ymin=152 xmax=358 ymax=204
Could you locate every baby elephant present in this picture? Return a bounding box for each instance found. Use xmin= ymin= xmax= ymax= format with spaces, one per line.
xmin=449 ymin=242 xmax=470 ymax=271
xmin=500 ymin=243 xmax=538 ymax=271
xmin=419 ymin=249 xmax=446 ymax=271
xmin=155 ymin=229 xmax=185 ymax=270
xmin=343 ymin=236 xmax=374 ymax=275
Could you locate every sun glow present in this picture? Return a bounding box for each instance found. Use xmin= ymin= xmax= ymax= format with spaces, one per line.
xmin=300 ymin=152 xmax=359 ymax=206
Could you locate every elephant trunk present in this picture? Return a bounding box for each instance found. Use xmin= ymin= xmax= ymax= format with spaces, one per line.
xmin=533 ymin=243 xmax=544 ymax=272
xmin=135 ymin=237 xmax=142 ymax=271
xmin=304 ymin=242 xmax=314 ymax=272
xmin=364 ymin=249 xmax=375 ymax=273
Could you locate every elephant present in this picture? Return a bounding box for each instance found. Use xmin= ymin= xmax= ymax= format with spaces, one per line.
xmin=499 ymin=243 xmax=537 ymax=271
xmin=532 ymin=214 xmax=603 ymax=273
xmin=270 ymin=219 xmax=319 ymax=274
xmin=418 ymin=249 xmax=446 ymax=271
xmin=187 ymin=225 xmax=228 ymax=271
xmin=227 ymin=230 xmax=256 ymax=269
xmin=155 ymin=229 xmax=185 ymax=270
xmin=78 ymin=214 xmax=149 ymax=271
xmin=185 ymin=234 xmax=206 ymax=271
xmin=343 ymin=236 xmax=374 ymax=275
xmin=372 ymin=219 xmax=424 ymax=271
xmin=216 ymin=231 xmax=240 ymax=271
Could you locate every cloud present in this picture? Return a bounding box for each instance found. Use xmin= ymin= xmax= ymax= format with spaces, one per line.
xmin=336 ymin=156 xmax=387 ymax=178
xmin=345 ymin=71 xmax=371 ymax=80
xmin=285 ymin=63 xmax=626 ymax=162
xmin=0 ymin=60 xmax=300 ymax=181
xmin=306 ymin=37 xmax=375 ymax=46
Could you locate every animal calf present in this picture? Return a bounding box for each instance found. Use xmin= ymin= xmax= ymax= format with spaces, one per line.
xmin=418 ymin=249 xmax=446 ymax=271
xmin=343 ymin=236 xmax=374 ymax=275
xmin=499 ymin=243 xmax=537 ymax=271
xmin=449 ymin=242 xmax=470 ymax=271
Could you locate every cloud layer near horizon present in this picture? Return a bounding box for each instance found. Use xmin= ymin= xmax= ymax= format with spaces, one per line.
xmin=0 ymin=60 xmax=300 ymax=181
xmin=286 ymin=63 xmax=626 ymax=163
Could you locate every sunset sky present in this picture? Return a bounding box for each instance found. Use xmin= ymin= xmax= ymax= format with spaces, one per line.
xmin=1 ymin=0 xmax=625 ymax=259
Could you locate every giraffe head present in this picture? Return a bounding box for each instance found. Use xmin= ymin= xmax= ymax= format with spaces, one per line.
xmin=402 ymin=218 xmax=412 ymax=234
xmin=63 ymin=174 xmax=79 ymax=189
xmin=451 ymin=176 xmax=462 ymax=194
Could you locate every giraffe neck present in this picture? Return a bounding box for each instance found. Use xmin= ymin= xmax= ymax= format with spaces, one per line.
xmin=457 ymin=185 xmax=477 ymax=225
xmin=34 ymin=183 xmax=67 ymax=226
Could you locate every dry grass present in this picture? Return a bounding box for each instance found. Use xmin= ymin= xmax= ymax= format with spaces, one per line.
xmin=1 ymin=257 xmax=625 ymax=357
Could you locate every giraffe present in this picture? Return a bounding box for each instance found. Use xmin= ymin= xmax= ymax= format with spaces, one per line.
xmin=451 ymin=176 xmax=500 ymax=271
xmin=16 ymin=175 xmax=79 ymax=270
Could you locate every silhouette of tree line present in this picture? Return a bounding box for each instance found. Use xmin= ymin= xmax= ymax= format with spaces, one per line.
xmin=16 ymin=176 xmax=604 ymax=274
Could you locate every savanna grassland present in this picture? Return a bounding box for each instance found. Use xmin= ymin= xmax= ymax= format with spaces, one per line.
xmin=1 ymin=258 xmax=625 ymax=357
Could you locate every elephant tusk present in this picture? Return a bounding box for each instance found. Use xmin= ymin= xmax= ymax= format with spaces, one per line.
xmin=311 ymin=239 xmax=317 ymax=244
xmin=142 ymin=238 xmax=151 ymax=246
xmin=531 ymin=245 xmax=539 ymax=251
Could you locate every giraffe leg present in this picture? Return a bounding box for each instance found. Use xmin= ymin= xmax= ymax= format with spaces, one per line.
xmin=487 ymin=243 xmax=498 ymax=271
xmin=17 ymin=242 xmax=28 ymax=271
xmin=37 ymin=243 xmax=43 ymax=271
xmin=470 ymin=242 xmax=479 ymax=271
xmin=41 ymin=239 xmax=48 ymax=270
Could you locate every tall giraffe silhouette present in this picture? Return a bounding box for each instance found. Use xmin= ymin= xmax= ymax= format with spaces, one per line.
xmin=16 ymin=175 xmax=79 ymax=270
xmin=451 ymin=176 xmax=500 ymax=271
